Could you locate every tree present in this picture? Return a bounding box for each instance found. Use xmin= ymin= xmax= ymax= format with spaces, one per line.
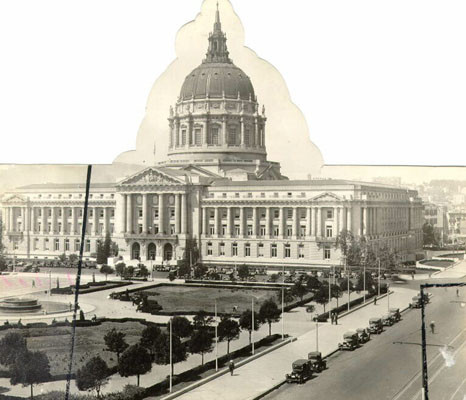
xmin=239 ymin=309 xmax=260 ymax=344
xmin=339 ymin=278 xmax=354 ymax=293
xmin=306 ymin=275 xmax=322 ymax=291
xmin=118 ymin=344 xmax=152 ymax=386
xmin=103 ymin=328 xmax=129 ymax=362
xmin=269 ymin=273 xmax=279 ymax=283
xmin=115 ymin=262 xmax=126 ymax=278
xmin=58 ymin=253 xmax=67 ymax=264
xmin=9 ymin=350 xmax=51 ymax=399
xmin=100 ymin=264 xmax=114 ymax=281
xmin=193 ymin=310 xmax=213 ymax=329
xmin=259 ymin=299 xmax=281 ymax=336
xmin=124 ymin=266 xmax=135 ymax=279
xmin=171 ymin=316 xmax=193 ymax=338
xmin=79 ymin=310 xmax=85 ymax=321
xmin=330 ymin=283 xmax=343 ymax=307
xmin=96 ymin=239 xmax=106 ymax=265
xmin=188 ymin=329 xmax=213 ymax=365
xmin=312 ymin=285 xmax=330 ymax=312
xmin=68 ymin=253 xmax=78 ymax=266
xmin=237 ymin=264 xmax=250 ymax=281
xmin=76 ymin=355 xmax=110 ymax=398
xmin=103 ymin=231 xmax=112 ymax=259
xmin=139 ymin=325 xmax=162 ymax=358
xmin=154 ymin=332 xmax=188 ymax=376
xmin=283 ymin=289 xmax=294 ymax=304
xmin=138 ymin=265 xmax=150 ymax=278
xmin=217 ymin=317 xmax=240 ymax=354
xmin=355 ymin=271 xmax=375 ymax=293
xmin=291 ymin=281 xmax=307 ymax=301
xmin=168 ymin=271 xmax=176 ymax=281
xmin=193 ymin=264 xmax=208 ymax=279
xmin=0 ymin=332 xmax=27 ymax=366
xmin=177 ymin=261 xmax=191 ymax=278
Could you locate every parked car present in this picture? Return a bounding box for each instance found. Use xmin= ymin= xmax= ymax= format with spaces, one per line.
xmin=368 ymin=318 xmax=383 ymax=334
xmin=356 ymin=328 xmax=370 ymax=343
xmin=308 ymin=351 xmax=327 ymax=372
xmin=389 ymin=308 xmax=401 ymax=322
xmin=382 ymin=314 xmax=395 ymax=326
xmin=286 ymin=359 xmax=313 ymax=384
xmin=338 ymin=331 xmax=359 ymax=351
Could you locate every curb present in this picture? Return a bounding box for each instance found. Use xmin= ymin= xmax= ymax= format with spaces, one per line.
xmin=338 ymin=291 xmax=392 ymax=319
xmin=160 ymin=336 xmax=295 ymax=400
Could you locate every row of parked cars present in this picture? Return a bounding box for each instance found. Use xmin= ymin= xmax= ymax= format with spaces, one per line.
xmin=285 ymin=351 xmax=327 ymax=384
xmin=338 ymin=308 xmax=402 ymax=352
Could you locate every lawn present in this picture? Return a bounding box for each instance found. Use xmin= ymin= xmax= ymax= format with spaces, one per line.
xmin=420 ymin=260 xmax=454 ymax=268
xmin=0 ymin=320 xmax=153 ymax=376
xmin=142 ymin=285 xmax=280 ymax=314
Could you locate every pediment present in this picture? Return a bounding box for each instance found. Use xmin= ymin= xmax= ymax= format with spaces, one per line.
xmin=181 ymin=165 xmax=221 ymax=178
xmin=311 ymin=192 xmax=342 ymax=202
xmin=118 ymin=167 xmax=185 ymax=186
xmin=3 ymin=194 xmax=27 ymax=203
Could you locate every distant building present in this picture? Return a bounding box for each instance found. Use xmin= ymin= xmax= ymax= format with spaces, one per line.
xmin=0 ymin=8 xmax=424 ymax=268
xmin=447 ymin=208 xmax=466 ymax=243
xmin=423 ymin=202 xmax=448 ymax=245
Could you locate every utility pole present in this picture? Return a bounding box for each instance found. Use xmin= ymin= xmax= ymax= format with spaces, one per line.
xmin=169 ymin=317 xmax=173 ymax=393
xmin=378 ymin=258 xmax=381 ymax=297
xmin=215 ymin=300 xmax=218 ymax=371
xmin=281 ymin=264 xmax=285 ymax=340
xmin=251 ymin=298 xmax=255 ymax=355
xmin=347 ymin=266 xmax=351 ymax=312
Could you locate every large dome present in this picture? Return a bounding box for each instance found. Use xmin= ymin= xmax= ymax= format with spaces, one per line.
xmin=180 ymin=63 xmax=255 ymax=101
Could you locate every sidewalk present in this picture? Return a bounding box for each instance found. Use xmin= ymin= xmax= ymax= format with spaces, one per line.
xmin=169 ymin=286 xmax=416 ymax=400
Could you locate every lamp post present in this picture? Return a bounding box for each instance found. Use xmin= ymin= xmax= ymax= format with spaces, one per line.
xmin=387 ymin=284 xmax=390 ymax=311
xmin=316 ymin=320 xmax=319 ymax=352
xmin=378 ymin=258 xmax=381 ymax=297
xmin=215 ymin=300 xmax=218 ymax=371
xmin=347 ymin=268 xmax=351 ymax=312
xmin=281 ymin=264 xmax=285 ymax=340
xmin=251 ymin=298 xmax=255 ymax=355
xmin=169 ymin=317 xmax=173 ymax=393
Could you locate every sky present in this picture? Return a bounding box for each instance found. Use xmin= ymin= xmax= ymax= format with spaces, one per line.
xmin=0 ymin=0 xmax=465 ymax=185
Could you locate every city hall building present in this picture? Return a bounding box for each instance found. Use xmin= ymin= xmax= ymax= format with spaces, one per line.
xmin=1 ymin=9 xmax=424 ymax=268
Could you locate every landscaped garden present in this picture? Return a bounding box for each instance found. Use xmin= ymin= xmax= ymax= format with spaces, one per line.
xmin=141 ymin=284 xmax=280 ymax=314
xmin=419 ymin=259 xmax=454 ymax=268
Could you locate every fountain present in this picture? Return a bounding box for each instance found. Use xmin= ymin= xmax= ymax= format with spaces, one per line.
xmin=0 ymin=297 xmax=42 ymax=313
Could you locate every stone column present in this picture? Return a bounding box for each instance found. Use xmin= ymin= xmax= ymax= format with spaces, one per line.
xmin=71 ymin=207 xmax=76 ymax=234
xmin=239 ymin=207 xmax=245 ymax=236
xmin=226 ymin=207 xmax=232 ymax=237
xmin=306 ymin=207 xmax=312 ymax=237
xmin=252 ymin=207 xmax=257 ymax=236
xmin=61 ymin=207 xmax=66 ymax=234
xmin=142 ymin=194 xmax=148 ymax=234
xmin=362 ymin=207 xmax=368 ymax=236
xmin=126 ymin=195 xmax=133 ymax=234
xmin=24 ymin=207 xmax=29 ymax=232
xmin=317 ymin=207 xmax=322 ymax=237
xmin=292 ymin=207 xmax=298 ymax=238
xmin=265 ymin=207 xmax=271 ymax=237
xmin=254 ymin=117 xmax=259 ymax=147
xmin=335 ymin=207 xmax=340 ymax=237
xmin=158 ymin=194 xmax=164 ymax=234
xmin=93 ymin=207 xmax=99 ymax=235
xmin=116 ymin=194 xmax=126 ymax=234
xmin=347 ymin=207 xmax=352 ymax=232
xmin=222 ymin=116 xmax=227 ymax=146
xmin=202 ymin=207 xmax=208 ymax=235
xmin=240 ymin=117 xmax=245 ymax=147
xmin=181 ymin=193 xmax=188 ymax=234
xmin=175 ymin=194 xmax=181 ymax=234
xmin=311 ymin=207 xmax=316 ymax=236
xmin=279 ymin=207 xmax=285 ymax=238
xmin=214 ymin=207 xmax=219 ymax=235
xmin=41 ymin=207 xmax=46 ymax=234
xmin=104 ymin=207 xmax=110 ymax=234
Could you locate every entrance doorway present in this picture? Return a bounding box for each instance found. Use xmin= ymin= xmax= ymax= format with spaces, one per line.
xmin=147 ymin=243 xmax=156 ymax=260
xmin=131 ymin=242 xmax=140 ymax=260
xmin=163 ymin=243 xmax=173 ymax=261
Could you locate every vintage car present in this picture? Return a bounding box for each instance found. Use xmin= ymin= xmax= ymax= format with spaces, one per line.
xmin=368 ymin=318 xmax=383 ymax=334
xmin=338 ymin=331 xmax=359 ymax=351
xmin=286 ymin=359 xmax=313 ymax=384
xmin=382 ymin=314 xmax=395 ymax=326
xmin=356 ymin=328 xmax=371 ymax=343
xmin=389 ymin=308 xmax=401 ymax=322
xmin=308 ymin=351 xmax=327 ymax=372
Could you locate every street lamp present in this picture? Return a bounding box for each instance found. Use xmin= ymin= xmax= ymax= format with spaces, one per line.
xmin=281 ymin=264 xmax=285 ymax=340
xmin=169 ymin=317 xmax=173 ymax=393
xmin=251 ymin=298 xmax=255 ymax=355
xmin=214 ymin=301 xmax=218 ymax=371
xmin=347 ymin=266 xmax=351 ymax=312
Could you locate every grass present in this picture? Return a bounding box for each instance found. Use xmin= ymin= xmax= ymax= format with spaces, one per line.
xmin=0 ymin=321 xmax=155 ymax=376
xmin=420 ymin=260 xmax=454 ymax=267
xmin=142 ymin=285 xmax=280 ymax=314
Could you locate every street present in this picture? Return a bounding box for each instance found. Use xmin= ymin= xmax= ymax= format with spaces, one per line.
xmin=265 ymin=280 xmax=466 ymax=400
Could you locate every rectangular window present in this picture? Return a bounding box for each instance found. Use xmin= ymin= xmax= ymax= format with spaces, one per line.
xmin=232 ymin=243 xmax=238 ymax=256
xmin=327 ymin=210 xmax=333 ymax=219
xmin=99 ymin=223 xmax=104 ymax=233
xmin=300 ymin=226 xmax=306 ymax=237
xmin=48 ymin=209 xmax=52 ymax=217
xmin=260 ymin=225 xmax=266 ymax=236
xmin=228 ymin=127 xmax=238 ymax=145
xmin=258 ymin=243 xmax=264 ymax=257
xmin=110 ymin=209 xmax=115 ymax=218
xmin=75 ymin=239 xmax=80 ymax=251
xmin=154 ymin=224 xmax=159 ymax=234
xmin=244 ymin=129 xmax=250 ymax=146
xmin=138 ymin=209 xmax=143 ymax=218
xmin=234 ymin=225 xmax=240 ymax=235
xmin=286 ymin=225 xmax=293 ymax=237
xmin=38 ymin=209 xmax=42 ymax=217
xmin=207 ymin=243 xmax=213 ymax=255
xmin=65 ymin=239 xmax=70 ymax=251
xmin=245 ymin=244 xmax=251 ymax=257
xmin=298 ymin=245 xmax=305 ymax=258
xmin=44 ymin=238 xmax=49 ymax=251
xmin=68 ymin=209 xmax=72 ymax=217
xmin=287 ymin=209 xmax=293 ymax=218
xmin=37 ymin=222 xmax=41 ymax=232
xmin=274 ymin=209 xmax=279 ymax=219
xmin=17 ymin=222 xmax=22 ymax=231
xmin=222 ymin=225 xmax=227 ymax=235
xmin=58 ymin=209 xmax=62 ymax=217
xmin=260 ymin=193 xmax=265 ymax=198
xmin=273 ymin=225 xmax=279 ymax=236
xmin=284 ymin=244 xmax=291 ymax=258
xmin=247 ymin=225 xmax=253 ymax=236
xmin=85 ymin=239 xmax=91 ymax=252
xmin=79 ymin=209 xmax=83 ymax=217
xmin=170 ymin=224 xmax=175 ymax=235
xmin=34 ymin=238 xmax=39 ymax=250
xmin=326 ymin=225 xmax=333 ymax=238
xmin=324 ymin=247 xmax=331 ymax=260
xmin=170 ymin=208 xmax=175 ymax=218
xmin=271 ymin=244 xmax=277 ymax=258
xmin=154 ymin=209 xmax=159 ymax=219
xmin=181 ymin=129 xmax=187 ymax=145
xmin=194 ymin=128 xmax=202 ymax=145
xmin=138 ymin=224 xmax=143 ymax=234
xmin=219 ymin=243 xmax=225 ymax=256
xmin=209 ymin=225 xmax=215 ymax=235
xmin=47 ymin=222 xmax=52 ymax=232
xmin=58 ymin=222 xmax=62 ymax=232
xmin=89 ymin=209 xmax=93 ymax=217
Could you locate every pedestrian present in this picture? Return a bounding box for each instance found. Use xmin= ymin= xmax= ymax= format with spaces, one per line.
xmin=32 ymin=280 xmax=35 ymax=288
xmin=334 ymin=313 xmax=338 ymax=325
xmin=330 ymin=312 xmax=334 ymax=325
xmin=457 ymin=288 xmax=459 ymax=297
xmin=229 ymin=360 xmax=235 ymax=376
xmin=411 ymin=272 xmax=414 ymax=280
xmin=430 ymin=321 xmax=435 ymax=334
xmin=374 ymin=296 xmax=377 ymax=305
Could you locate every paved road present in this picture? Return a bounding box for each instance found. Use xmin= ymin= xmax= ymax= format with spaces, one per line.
xmin=265 ymin=282 xmax=466 ymax=400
